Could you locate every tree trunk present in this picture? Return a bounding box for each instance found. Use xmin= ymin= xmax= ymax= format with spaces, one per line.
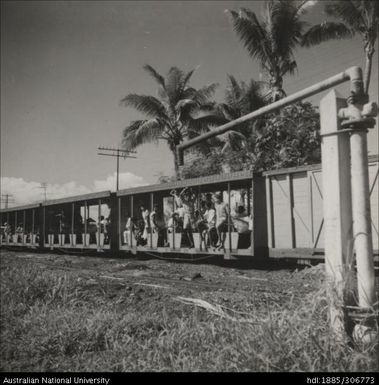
xmin=363 ymin=47 xmax=374 ymax=95
xmin=172 ymin=146 xmax=181 ymax=180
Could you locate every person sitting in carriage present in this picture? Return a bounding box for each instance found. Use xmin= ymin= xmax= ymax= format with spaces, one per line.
xmin=139 ymin=203 xmax=150 ymax=242
xmin=150 ymin=204 xmax=169 ymax=247
xmin=213 ymin=192 xmax=229 ymax=250
xmin=231 ymin=205 xmax=251 ymax=249
xmin=203 ymin=201 xmax=217 ymax=249
xmin=123 ymin=216 xmax=133 ymax=245
xmin=15 ymin=224 xmax=24 ymax=243
xmin=167 ymin=212 xmax=182 ymax=233
xmin=194 ymin=207 xmax=208 ymax=251
xmin=170 ymin=188 xmax=195 ymax=248
xmin=134 ymin=218 xmax=147 ymax=247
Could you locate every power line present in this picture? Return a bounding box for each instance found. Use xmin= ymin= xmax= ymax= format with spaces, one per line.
xmin=97 ymin=146 xmax=137 ymax=191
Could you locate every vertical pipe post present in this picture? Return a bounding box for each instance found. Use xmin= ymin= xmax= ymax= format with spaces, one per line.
xmin=71 ymin=203 xmax=75 ymax=246
xmin=320 ymin=89 xmax=352 ymax=334
xmin=23 ymin=210 xmax=26 ymax=244
xmin=98 ymin=199 xmax=101 ymax=249
xmin=287 ymin=174 xmax=295 ymax=248
xmin=173 ymin=194 xmax=176 ymax=249
xmin=42 ymin=207 xmax=46 ymax=246
xmin=7 ymin=212 xmax=10 ymax=244
xmin=118 ymin=197 xmax=121 ymax=248
xmin=250 ymin=180 xmax=254 ymax=256
xmin=130 ymin=195 xmax=134 ymax=247
xmin=227 ymin=182 xmax=232 ymax=254
xmin=150 ymin=192 xmax=154 ymax=248
xmin=84 ymin=201 xmax=88 ymax=246
xmin=350 ymin=127 xmax=376 ymax=308
xmin=308 ymin=173 xmax=314 ymax=246
xmin=116 ymin=149 xmax=120 ymax=192
xmin=340 ymin=65 xmax=377 ymax=310
xmin=32 ymin=209 xmax=35 ymax=244
xmin=15 ymin=212 xmax=17 ymax=243
xmin=266 ymin=177 xmax=274 ymax=248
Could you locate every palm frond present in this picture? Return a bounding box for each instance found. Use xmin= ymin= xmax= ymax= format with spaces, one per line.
xmin=225 ymin=74 xmax=245 ymax=108
xmin=246 ymin=80 xmax=269 ymax=110
xmin=122 ymin=119 xmax=165 ymax=149
xmin=183 ymin=69 xmax=196 ymax=87
xmin=143 ymin=64 xmax=166 ymax=89
xmin=294 ymin=0 xmax=319 ymax=17
xmin=302 ymin=21 xmax=354 ymax=47
xmin=324 ymin=0 xmax=366 ymax=31
xmin=228 ymin=9 xmax=272 ymax=66
xmin=120 ymin=94 xmax=168 ymax=120
xmin=165 ymin=67 xmax=186 ymax=105
xmin=191 ymin=83 xmax=219 ymax=105
xmin=280 ymin=59 xmax=297 ymax=77
xmin=269 ymin=1 xmax=305 ymax=57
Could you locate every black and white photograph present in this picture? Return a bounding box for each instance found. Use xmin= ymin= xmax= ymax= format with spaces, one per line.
xmin=0 ymin=0 xmax=378 ymax=377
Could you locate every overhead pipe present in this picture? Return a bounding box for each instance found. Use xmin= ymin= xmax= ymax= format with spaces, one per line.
xmin=177 ymin=66 xmax=363 ymax=165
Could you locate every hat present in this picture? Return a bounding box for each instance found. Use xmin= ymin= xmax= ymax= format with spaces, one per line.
xmin=213 ymin=192 xmax=222 ymax=199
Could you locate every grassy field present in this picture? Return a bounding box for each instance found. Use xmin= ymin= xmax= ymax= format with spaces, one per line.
xmin=0 ymin=250 xmax=378 ymax=372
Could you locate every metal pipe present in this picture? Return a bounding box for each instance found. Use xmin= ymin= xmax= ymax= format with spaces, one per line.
xmin=42 ymin=207 xmax=45 ymax=245
xmin=71 ymin=203 xmax=74 ymax=238
xmin=116 ymin=149 xmax=120 ymax=191
xmin=118 ymin=197 xmax=121 ymax=247
xmin=98 ymin=199 xmax=101 ymax=248
xmin=130 ymin=195 xmax=134 ymax=247
xmin=227 ymin=183 xmax=231 ymax=253
xmin=350 ymin=128 xmax=375 ymax=308
xmin=84 ymin=201 xmax=88 ymax=246
xmin=32 ymin=209 xmax=35 ymax=242
xmin=150 ymin=192 xmax=154 ymax=248
xmin=23 ymin=210 xmax=26 ymax=244
xmin=177 ymin=67 xmax=360 ymax=164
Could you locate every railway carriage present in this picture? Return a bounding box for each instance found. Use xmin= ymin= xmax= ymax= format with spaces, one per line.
xmin=1 ymin=155 xmax=378 ymax=262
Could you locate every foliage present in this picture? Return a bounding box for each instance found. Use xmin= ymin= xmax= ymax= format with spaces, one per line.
xmin=211 ymin=75 xmax=268 ymax=153
xmin=302 ymin=0 xmax=378 ymax=94
xmin=226 ymin=1 xmax=319 ymax=102
xmin=181 ymin=151 xmax=222 ymax=179
xmin=121 ymin=65 xmax=219 ymax=177
xmin=183 ymin=102 xmax=321 ymax=177
xmin=251 ymin=102 xmax=321 ymax=170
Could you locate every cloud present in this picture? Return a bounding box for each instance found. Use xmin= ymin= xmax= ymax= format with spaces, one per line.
xmin=93 ymin=172 xmax=147 ymax=192
xmin=0 ymin=172 xmax=147 ymax=208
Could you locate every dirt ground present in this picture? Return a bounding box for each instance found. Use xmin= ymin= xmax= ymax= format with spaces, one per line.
xmin=0 ymin=249 xmax=325 ymax=313
xmin=1 ymin=249 xmax=379 ymax=372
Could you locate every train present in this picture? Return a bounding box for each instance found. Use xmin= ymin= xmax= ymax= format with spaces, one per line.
xmin=1 ymin=155 xmax=378 ymax=263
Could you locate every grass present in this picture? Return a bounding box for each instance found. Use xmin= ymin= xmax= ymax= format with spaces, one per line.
xmin=0 ymin=253 xmax=378 ymax=372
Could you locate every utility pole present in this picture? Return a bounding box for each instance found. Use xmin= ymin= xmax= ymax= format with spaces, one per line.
xmin=97 ymin=147 xmax=137 ymax=191
xmin=39 ymin=183 xmax=48 ymax=202
xmin=0 ymin=194 xmax=15 ymax=209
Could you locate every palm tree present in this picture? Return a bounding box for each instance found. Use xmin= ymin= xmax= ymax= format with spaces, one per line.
xmin=214 ymin=75 xmax=268 ymax=152
xmin=302 ymin=0 xmax=378 ymax=95
xmin=121 ymin=65 xmax=218 ymax=177
xmin=226 ymin=1 xmax=319 ymax=102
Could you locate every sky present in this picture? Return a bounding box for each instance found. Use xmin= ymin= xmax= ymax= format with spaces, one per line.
xmin=1 ymin=0 xmax=378 ymax=208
